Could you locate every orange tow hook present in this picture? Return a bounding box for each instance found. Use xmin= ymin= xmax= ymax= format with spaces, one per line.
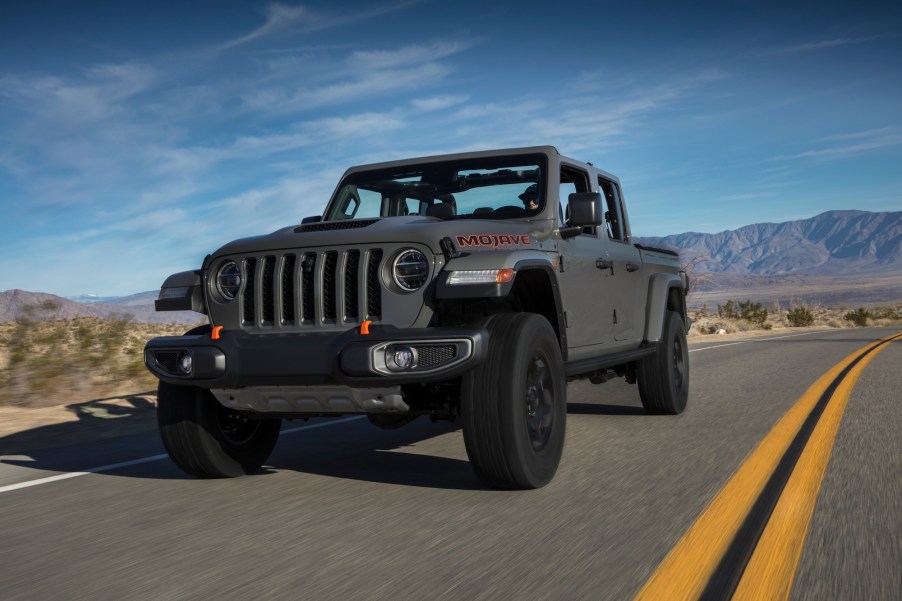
xmin=360 ymin=320 xmax=372 ymax=335
xmin=211 ymin=325 xmax=223 ymax=340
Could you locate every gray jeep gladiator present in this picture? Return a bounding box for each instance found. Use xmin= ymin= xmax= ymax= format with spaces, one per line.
xmin=144 ymin=145 xmax=689 ymax=489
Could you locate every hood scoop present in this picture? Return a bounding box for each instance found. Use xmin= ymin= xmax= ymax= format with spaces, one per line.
xmin=294 ymin=218 xmax=380 ymax=233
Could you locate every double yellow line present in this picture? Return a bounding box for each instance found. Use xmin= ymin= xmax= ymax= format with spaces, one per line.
xmin=635 ymin=332 xmax=902 ymax=601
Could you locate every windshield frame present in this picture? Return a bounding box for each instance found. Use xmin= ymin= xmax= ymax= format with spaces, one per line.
xmin=322 ymin=153 xmax=549 ymax=222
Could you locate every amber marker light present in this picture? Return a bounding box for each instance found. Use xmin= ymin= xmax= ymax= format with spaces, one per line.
xmin=496 ymin=268 xmax=515 ymax=283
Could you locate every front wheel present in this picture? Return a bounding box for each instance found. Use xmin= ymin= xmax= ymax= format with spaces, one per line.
xmin=637 ymin=310 xmax=689 ymax=415
xmin=462 ymin=313 xmax=566 ymax=489
xmin=157 ymin=382 xmax=281 ymax=477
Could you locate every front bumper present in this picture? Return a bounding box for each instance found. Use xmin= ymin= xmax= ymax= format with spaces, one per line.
xmin=143 ymin=323 xmax=487 ymax=391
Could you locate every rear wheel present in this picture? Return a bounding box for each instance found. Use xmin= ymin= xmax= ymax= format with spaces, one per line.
xmin=157 ymin=382 xmax=281 ymax=477
xmin=462 ymin=313 xmax=566 ymax=489
xmin=637 ymin=310 xmax=689 ymax=415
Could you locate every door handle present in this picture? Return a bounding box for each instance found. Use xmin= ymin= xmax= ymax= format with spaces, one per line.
xmin=596 ymin=259 xmax=614 ymax=272
xmin=625 ymin=263 xmax=639 ymax=272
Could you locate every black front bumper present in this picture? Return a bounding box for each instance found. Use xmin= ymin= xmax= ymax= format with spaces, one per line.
xmin=144 ymin=323 xmax=487 ymax=389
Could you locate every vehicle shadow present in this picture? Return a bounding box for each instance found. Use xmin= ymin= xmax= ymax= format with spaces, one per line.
xmin=0 ymin=392 xmax=159 ymax=457
xmin=2 ymin=397 xmax=648 ymax=490
xmin=0 ymin=401 xmax=486 ymax=489
xmin=268 ymin=418 xmax=485 ymax=490
xmin=567 ymin=402 xmax=647 ymax=416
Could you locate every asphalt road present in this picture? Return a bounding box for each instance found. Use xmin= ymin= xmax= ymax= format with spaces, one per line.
xmin=1 ymin=327 xmax=899 ymax=600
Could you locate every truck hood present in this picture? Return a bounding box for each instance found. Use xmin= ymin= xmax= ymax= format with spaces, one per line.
xmin=212 ymin=216 xmax=556 ymax=258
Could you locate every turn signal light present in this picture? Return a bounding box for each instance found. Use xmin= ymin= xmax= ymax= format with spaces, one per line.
xmin=447 ymin=269 xmax=517 ymax=285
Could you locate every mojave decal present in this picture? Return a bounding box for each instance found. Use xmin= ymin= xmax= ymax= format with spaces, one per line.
xmin=455 ymin=234 xmax=532 ymax=249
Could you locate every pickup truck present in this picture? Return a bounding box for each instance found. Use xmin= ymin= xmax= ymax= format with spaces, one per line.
xmin=144 ymin=146 xmax=689 ymax=489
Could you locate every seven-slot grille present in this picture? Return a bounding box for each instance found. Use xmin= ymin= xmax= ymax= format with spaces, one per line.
xmin=240 ymin=249 xmax=383 ymax=330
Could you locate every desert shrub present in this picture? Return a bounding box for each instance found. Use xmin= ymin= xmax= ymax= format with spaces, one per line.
xmin=786 ymin=306 xmax=815 ymax=327
xmin=717 ymin=299 xmax=768 ymax=326
xmin=844 ymin=307 xmax=871 ymax=327
xmin=0 ymin=312 xmax=196 ymax=407
xmin=717 ymin=300 xmax=737 ymax=319
xmin=871 ymin=306 xmax=902 ymax=320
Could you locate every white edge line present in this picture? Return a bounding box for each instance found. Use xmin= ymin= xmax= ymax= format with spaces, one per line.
xmin=0 ymin=415 xmax=366 ymax=494
xmin=688 ymin=330 xmax=823 ymax=353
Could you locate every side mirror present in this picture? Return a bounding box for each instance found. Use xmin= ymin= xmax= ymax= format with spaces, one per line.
xmin=567 ymin=192 xmax=603 ymax=227
xmin=301 ymin=215 xmax=322 ymax=224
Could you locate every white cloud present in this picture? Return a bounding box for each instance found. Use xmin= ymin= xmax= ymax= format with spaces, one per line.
xmin=217 ymin=1 xmax=426 ymax=52
xmin=813 ymin=126 xmax=899 ymax=143
xmin=241 ymin=62 xmax=451 ymax=112
xmin=717 ymin=192 xmax=776 ymax=201
xmin=349 ymin=40 xmax=475 ymax=71
xmin=0 ymin=63 xmax=155 ymax=124
xmin=302 ymin=112 xmax=405 ymax=137
xmin=773 ymin=128 xmax=902 ymax=161
xmin=218 ymin=3 xmax=308 ymax=51
xmin=764 ymin=35 xmax=884 ymax=56
xmin=411 ymin=94 xmax=470 ymax=112
xmin=441 ymin=70 xmax=728 ymax=154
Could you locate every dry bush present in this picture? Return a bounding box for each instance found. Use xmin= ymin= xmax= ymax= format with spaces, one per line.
xmin=786 ymin=305 xmax=815 ymax=327
xmin=844 ymin=307 xmax=871 ymax=327
xmin=0 ymin=313 xmax=201 ymax=408
xmin=717 ymin=299 xmax=768 ymax=327
xmin=681 ymin=253 xmax=714 ymax=306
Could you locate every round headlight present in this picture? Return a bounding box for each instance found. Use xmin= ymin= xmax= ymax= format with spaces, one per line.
xmin=392 ymin=249 xmax=429 ymax=291
xmin=216 ymin=261 xmax=242 ymax=300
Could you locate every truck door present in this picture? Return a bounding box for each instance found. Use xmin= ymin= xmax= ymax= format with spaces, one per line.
xmin=556 ymin=165 xmax=614 ymax=351
xmin=598 ymin=177 xmax=645 ymax=344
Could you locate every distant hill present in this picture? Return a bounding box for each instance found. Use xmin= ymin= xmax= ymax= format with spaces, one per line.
xmin=66 ymin=294 xmax=126 ymax=304
xmin=0 ymin=289 xmax=202 ymax=324
xmin=637 ymin=210 xmax=902 ymax=275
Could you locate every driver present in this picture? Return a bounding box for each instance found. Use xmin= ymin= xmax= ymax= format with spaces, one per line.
xmin=518 ymin=184 xmax=539 ymax=210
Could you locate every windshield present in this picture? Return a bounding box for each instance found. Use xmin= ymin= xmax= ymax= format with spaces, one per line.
xmin=324 ymin=154 xmax=546 ymax=221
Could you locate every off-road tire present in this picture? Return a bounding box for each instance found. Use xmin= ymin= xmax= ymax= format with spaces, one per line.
xmin=462 ymin=313 xmax=566 ymax=489
xmin=157 ymin=382 xmax=281 ymax=478
xmin=637 ymin=310 xmax=689 ymax=415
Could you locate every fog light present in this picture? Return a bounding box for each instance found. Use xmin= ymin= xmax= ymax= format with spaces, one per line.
xmin=178 ymin=352 xmax=193 ymax=375
xmin=385 ymin=345 xmax=416 ymax=371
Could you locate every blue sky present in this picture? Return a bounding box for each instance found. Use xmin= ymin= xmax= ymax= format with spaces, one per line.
xmin=1 ymin=0 xmax=901 ymax=296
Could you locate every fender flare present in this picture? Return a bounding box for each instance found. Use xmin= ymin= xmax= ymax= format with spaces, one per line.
xmin=513 ymin=259 xmax=568 ymax=358
xmin=643 ymin=272 xmax=687 ymax=344
xmin=155 ymin=270 xmax=206 ymax=313
xmin=434 ymin=252 xmax=568 ymax=359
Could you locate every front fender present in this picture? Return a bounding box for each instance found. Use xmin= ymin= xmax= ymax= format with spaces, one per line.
xmin=643 ymin=272 xmax=686 ymax=343
xmin=155 ymin=270 xmax=206 ymax=313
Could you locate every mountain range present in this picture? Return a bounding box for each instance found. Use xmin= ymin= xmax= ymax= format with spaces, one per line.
xmin=636 ymin=210 xmax=901 ymax=275
xmin=0 ymin=289 xmax=201 ymax=324
xmin=2 ymin=210 xmax=899 ymax=322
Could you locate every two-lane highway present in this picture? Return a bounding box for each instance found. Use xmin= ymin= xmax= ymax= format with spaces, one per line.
xmin=1 ymin=327 xmax=899 ymax=600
